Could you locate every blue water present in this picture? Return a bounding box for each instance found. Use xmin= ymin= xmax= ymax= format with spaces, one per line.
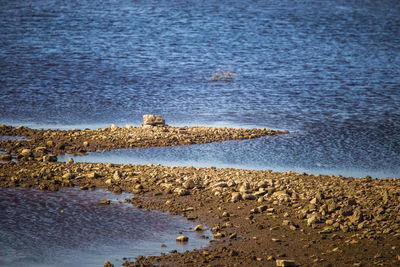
xmin=1 ymin=0 xmax=398 ymax=177
xmin=0 ymin=187 xmax=211 ymax=267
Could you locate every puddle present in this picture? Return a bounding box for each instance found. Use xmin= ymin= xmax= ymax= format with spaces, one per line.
xmin=0 ymin=135 xmax=27 ymax=141
xmin=0 ymin=187 xmax=212 ymax=267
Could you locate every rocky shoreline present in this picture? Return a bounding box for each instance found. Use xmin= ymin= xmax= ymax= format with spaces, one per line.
xmin=0 ymin=123 xmax=287 ymax=162
xmin=1 ymin=123 xmax=400 ymax=266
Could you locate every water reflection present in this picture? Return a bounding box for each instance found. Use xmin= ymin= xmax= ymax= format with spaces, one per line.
xmin=0 ymin=187 xmax=211 ymax=267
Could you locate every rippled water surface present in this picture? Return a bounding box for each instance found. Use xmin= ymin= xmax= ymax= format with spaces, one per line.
xmin=0 ymin=187 xmax=211 ymax=267
xmin=1 ymin=0 xmax=399 ymax=177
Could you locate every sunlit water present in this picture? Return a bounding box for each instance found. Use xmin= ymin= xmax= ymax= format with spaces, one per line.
xmin=0 ymin=187 xmax=211 ymax=267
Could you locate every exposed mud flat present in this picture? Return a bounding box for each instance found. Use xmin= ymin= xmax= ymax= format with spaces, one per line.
xmin=1 ymin=159 xmax=399 ymax=266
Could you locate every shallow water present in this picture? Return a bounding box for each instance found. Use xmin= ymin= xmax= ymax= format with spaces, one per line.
xmin=1 ymin=0 xmax=399 ymax=178
xmin=0 ymin=187 xmax=211 ymax=267
xmin=0 ymin=136 xmax=27 ymax=141
xmin=59 ymin=132 xmax=399 ymax=178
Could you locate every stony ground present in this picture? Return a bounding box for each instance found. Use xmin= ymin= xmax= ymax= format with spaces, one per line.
xmin=1 ymin=161 xmax=399 ymax=267
xmin=0 ymin=124 xmax=286 ymax=161
xmin=1 ymin=124 xmax=400 ymax=266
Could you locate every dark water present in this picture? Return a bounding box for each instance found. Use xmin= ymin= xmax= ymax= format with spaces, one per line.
xmin=0 ymin=187 xmax=211 ymax=267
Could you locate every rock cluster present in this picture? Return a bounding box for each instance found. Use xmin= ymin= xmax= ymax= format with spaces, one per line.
xmin=143 ymin=114 xmax=165 ymax=127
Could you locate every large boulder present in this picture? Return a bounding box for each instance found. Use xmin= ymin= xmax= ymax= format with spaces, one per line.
xmin=143 ymin=114 xmax=165 ymax=126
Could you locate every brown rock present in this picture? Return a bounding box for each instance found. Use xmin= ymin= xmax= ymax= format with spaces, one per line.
xmin=176 ymin=235 xmax=189 ymax=242
xmin=341 ymin=205 xmax=354 ymax=216
xmin=183 ymin=179 xmax=195 ymax=189
xmin=0 ymin=154 xmax=11 ymax=161
xmin=143 ymin=114 xmax=165 ymax=126
xmin=231 ymin=192 xmax=242 ymax=202
xmin=20 ymin=149 xmax=32 ymax=157
xmin=194 ymin=225 xmax=204 ymax=231
xmin=100 ymin=199 xmax=111 ymax=205
xmin=276 ymin=259 xmax=297 ymax=267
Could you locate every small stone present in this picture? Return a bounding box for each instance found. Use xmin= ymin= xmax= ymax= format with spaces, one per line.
xmin=176 ymin=235 xmax=189 ymax=242
xmin=213 ymin=182 xmax=228 ymax=188
xmin=214 ymin=232 xmax=225 ymax=238
xmin=100 ymin=199 xmax=111 ymax=205
xmin=194 ymin=225 xmax=204 ymax=231
xmin=67 ymin=157 xmax=74 ymax=164
xmin=0 ymin=154 xmax=11 ymax=161
xmin=347 ymin=199 xmax=357 ymax=206
xmin=257 ymin=205 xmax=268 ymax=212
xmin=135 ymin=184 xmax=143 ymax=190
xmin=310 ymin=197 xmax=319 ymax=205
xmin=341 ymin=205 xmax=354 ymax=216
xmin=326 ymin=199 xmax=337 ymax=213
xmin=272 ymin=191 xmax=291 ymax=202
xmin=231 ymin=192 xmax=242 ymax=202
xmin=242 ymin=193 xmax=256 ymax=200
xmin=183 ymin=179 xmax=195 ymax=189
xmin=307 ymin=213 xmax=321 ymax=226
xmin=104 ymin=261 xmax=114 ymax=267
xmin=113 ymin=170 xmax=122 ymax=180
xmin=229 ymin=250 xmax=239 ymax=256
xmin=62 ymin=173 xmax=74 ymax=179
xmin=239 ymin=182 xmax=250 ymax=192
xmin=43 ymin=155 xmax=57 ymax=162
xmin=175 ymin=188 xmax=190 ymax=196
xmin=87 ymin=172 xmax=100 ymax=179
xmin=109 ymin=124 xmax=119 ymax=131
xmin=46 ymin=140 xmax=54 ymax=147
xmin=229 ymin=232 xmax=237 ymax=239
xmin=276 ymin=259 xmax=296 ymax=267
xmin=222 ymin=211 xmax=230 ymax=217
xmin=319 ymin=226 xmax=334 ymax=234
xmin=20 ymin=149 xmax=32 ymax=157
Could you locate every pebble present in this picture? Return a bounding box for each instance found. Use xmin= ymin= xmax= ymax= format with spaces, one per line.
xmin=276 ymin=259 xmax=297 ymax=267
xmin=194 ymin=225 xmax=204 ymax=231
xmin=176 ymin=235 xmax=189 ymax=242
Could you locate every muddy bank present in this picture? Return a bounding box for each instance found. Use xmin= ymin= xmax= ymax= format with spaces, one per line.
xmin=0 ymin=124 xmax=287 ymax=162
xmin=1 ymin=160 xmax=399 ymax=266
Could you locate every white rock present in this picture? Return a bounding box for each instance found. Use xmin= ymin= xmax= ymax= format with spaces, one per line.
xmin=143 ymin=114 xmax=165 ymax=126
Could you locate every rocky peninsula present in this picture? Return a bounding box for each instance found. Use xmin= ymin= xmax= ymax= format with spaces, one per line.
xmin=0 ymin=117 xmax=399 ymax=266
xmin=0 ymin=116 xmax=286 ymax=162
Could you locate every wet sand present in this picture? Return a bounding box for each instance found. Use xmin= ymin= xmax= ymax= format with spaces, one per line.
xmin=1 ymin=124 xmax=400 ymax=266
